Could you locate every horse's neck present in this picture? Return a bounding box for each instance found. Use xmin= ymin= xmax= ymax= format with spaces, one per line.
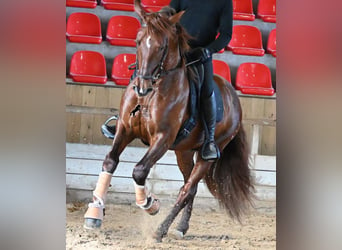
xmin=161 ymin=68 xmax=189 ymax=96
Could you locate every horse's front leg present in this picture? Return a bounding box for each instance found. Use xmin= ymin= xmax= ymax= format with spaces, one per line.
xmin=84 ymin=122 xmax=133 ymax=229
xmin=132 ymin=136 xmax=170 ymax=216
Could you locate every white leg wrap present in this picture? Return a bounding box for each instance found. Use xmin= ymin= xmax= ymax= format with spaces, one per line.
xmin=93 ymin=171 xmax=113 ymax=204
xmin=84 ymin=172 xmax=112 ymax=220
xmin=134 ymin=182 xmax=148 ymax=207
xmin=134 ymin=182 xmax=160 ymax=215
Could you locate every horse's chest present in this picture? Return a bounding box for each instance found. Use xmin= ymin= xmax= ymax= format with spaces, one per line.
xmin=128 ymin=103 xmax=154 ymax=132
xmin=138 ymin=105 xmax=151 ymax=123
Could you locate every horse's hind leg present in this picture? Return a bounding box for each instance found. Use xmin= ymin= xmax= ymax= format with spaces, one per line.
xmin=170 ymin=150 xmax=197 ymax=239
xmin=154 ymin=153 xmax=211 ymax=242
xmin=171 ymin=185 xmax=198 ymax=239
xmin=84 ymin=122 xmax=133 ymax=229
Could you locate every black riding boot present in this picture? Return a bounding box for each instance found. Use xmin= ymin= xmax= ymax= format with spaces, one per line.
xmin=201 ymin=91 xmax=220 ymax=161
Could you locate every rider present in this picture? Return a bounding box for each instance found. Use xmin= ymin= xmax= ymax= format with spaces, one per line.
xmin=169 ymin=0 xmax=233 ymax=161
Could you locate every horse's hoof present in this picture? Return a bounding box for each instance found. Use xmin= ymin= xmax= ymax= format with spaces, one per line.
xmin=154 ymin=237 xmax=163 ymax=243
xmin=152 ymin=232 xmax=163 ymax=243
xmin=146 ymin=198 xmax=160 ymax=216
xmin=168 ymin=229 xmax=184 ymax=240
xmin=84 ymin=218 xmax=102 ymax=230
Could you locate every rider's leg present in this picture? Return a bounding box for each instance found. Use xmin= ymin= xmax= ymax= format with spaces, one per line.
xmin=200 ymin=59 xmax=220 ymax=161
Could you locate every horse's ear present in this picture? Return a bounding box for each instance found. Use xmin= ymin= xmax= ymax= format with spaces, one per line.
xmin=169 ymin=10 xmax=185 ymax=25
xmin=134 ymin=0 xmax=146 ymax=22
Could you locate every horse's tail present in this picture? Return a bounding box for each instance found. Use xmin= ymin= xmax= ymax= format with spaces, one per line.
xmin=204 ymin=125 xmax=255 ymax=221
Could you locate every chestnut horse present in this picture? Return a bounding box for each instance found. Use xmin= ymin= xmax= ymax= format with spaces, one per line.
xmin=84 ymin=0 xmax=254 ymax=242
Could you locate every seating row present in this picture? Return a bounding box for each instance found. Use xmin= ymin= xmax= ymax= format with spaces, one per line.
xmin=66 ymin=0 xmax=169 ymax=12
xmin=66 ymin=13 xmax=276 ymax=57
xmin=66 ymin=13 xmax=140 ymax=45
xmin=66 ymin=0 xmax=276 ymax=23
xmin=233 ymin=0 xmax=277 ymax=23
xmin=68 ymin=50 xmax=275 ymax=96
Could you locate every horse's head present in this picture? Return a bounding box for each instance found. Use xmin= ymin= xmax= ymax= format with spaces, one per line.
xmin=133 ymin=0 xmax=187 ymax=96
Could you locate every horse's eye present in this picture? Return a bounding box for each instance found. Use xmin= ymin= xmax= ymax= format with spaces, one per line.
xmin=136 ymin=40 xmax=141 ymax=46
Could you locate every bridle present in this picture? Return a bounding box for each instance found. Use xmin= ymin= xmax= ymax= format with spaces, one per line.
xmin=130 ymin=37 xmax=182 ymax=85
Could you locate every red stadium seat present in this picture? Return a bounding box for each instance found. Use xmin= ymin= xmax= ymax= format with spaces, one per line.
xmin=257 ymin=0 xmax=276 ymax=23
xmin=235 ymin=62 xmax=274 ymax=96
xmin=101 ymin=0 xmax=134 ymax=11
xmin=70 ymin=51 xmax=107 ymax=84
xmin=213 ymin=60 xmax=231 ymax=83
xmin=66 ymin=0 xmax=97 ymax=8
xmin=111 ymin=54 xmax=136 ymax=86
xmin=233 ymin=0 xmax=255 ymax=21
xmin=267 ymin=28 xmax=276 ymax=57
xmin=66 ymin=13 xmax=102 ymax=44
xmin=227 ymin=25 xmax=265 ymax=56
xmin=141 ymin=0 xmax=171 ymax=12
xmin=106 ymin=16 xmax=141 ymax=47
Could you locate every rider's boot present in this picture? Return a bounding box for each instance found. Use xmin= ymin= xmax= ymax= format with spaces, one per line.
xmin=201 ymin=90 xmax=220 ymax=161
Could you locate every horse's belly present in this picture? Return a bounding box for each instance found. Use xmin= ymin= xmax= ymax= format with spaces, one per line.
xmin=172 ymin=125 xmax=204 ymax=151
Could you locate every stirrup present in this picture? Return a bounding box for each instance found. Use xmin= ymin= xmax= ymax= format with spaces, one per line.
xmin=201 ymin=140 xmax=220 ymax=161
xmin=101 ymin=115 xmax=118 ymax=139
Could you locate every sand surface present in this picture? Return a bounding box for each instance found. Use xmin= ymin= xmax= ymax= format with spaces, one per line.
xmin=66 ymin=200 xmax=275 ymax=250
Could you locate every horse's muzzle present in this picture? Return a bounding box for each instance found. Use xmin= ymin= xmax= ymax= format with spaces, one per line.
xmin=133 ymin=85 xmax=153 ymax=97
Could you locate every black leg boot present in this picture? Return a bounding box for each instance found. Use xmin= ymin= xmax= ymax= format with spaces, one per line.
xmin=201 ymin=91 xmax=220 ymax=161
